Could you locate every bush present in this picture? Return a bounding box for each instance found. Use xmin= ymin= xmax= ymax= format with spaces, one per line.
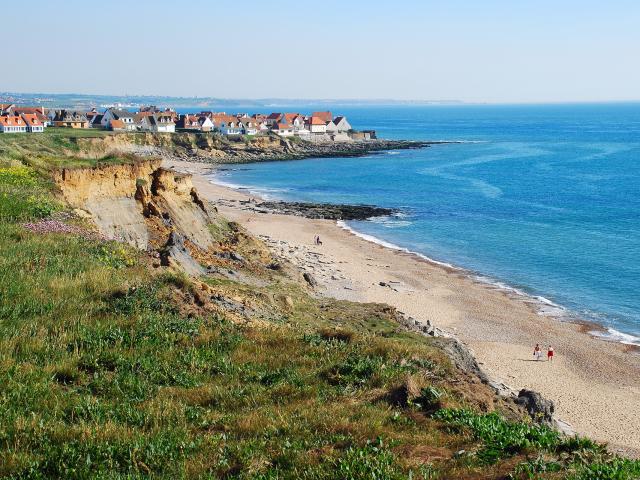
xmin=434 ymin=409 xmax=560 ymax=464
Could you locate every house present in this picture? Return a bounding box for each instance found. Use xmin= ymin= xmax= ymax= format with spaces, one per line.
xmin=139 ymin=114 xmax=175 ymax=133
xmin=218 ymin=117 xmax=243 ymax=135
xmin=265 ymin=112 xmax=284 ymax=126
xmin=308 ymin=116 xmax=327 ymax=134
xmin=238 ymin=119 xmax=260 ymax=135
xmin=101 ymin=108 xmax=136 ymax=130
xmin=90 ymin=114 xmax=104 ymax=128
xmin=272 ymin=123 xmax=294 ymax=137
xmin=176 ymin=114 xmax=202 ymax=131
xmin=20 ymin=113 xmax=44 ymax=133
xmin=53 ymin=110 xmax=89 ymax=128
xmin=325 ymin=120 xmax=338 ymax=134
xmin=198 ymin=116 xmax=214 ymax=132
xmin=13 ymin=107 xmax=48 ymax=127
xmin=311 ymin=111 xmax=333 ymax=123
xmin=333 ymin=116 xmax=352 ymax=133
xmin=85 ymin=108 xmax=100 ymax=124
xmin=0 ymin=115 xmax=26 ymax=133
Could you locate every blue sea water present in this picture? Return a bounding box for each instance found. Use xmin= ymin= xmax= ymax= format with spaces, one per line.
xmin=211 ymin=104 xmax=640 ymax=344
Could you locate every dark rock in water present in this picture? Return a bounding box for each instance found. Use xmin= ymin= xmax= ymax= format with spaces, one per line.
xmin=255 ymin=201 xmax=396 ymax=220
xmin=517 ymin=389 xmax=555 ymax=424
xmin=303 ymin=272 xmax=318 ymax=287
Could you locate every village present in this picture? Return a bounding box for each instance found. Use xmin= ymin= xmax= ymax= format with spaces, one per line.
xmin=0 ymin=104 xmax=376 ymax=141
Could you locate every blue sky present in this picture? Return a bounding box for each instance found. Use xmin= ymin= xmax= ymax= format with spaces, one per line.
xmin=5 ymin=0 xmax=640 ymax=102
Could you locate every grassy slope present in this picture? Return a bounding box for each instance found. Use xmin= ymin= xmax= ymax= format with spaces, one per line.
xmin=0 ymin=134 xmax=639 ymax=479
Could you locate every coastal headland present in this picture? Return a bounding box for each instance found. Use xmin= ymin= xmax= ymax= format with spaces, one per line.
xmin=166 ymin=157 xmax=640 ymax=456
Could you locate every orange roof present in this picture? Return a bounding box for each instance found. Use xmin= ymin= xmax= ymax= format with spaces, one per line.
xmin=309 ymin=116 xmax=325 ymax=125
xmin=21 ymin=113 xmax=41 ymax=126
xmin=284 ymin=113 xmax=300 ymax=123
xmin=311 ymin=111 xmax=332 ymax=122
xmin=0 ymin=115 xmax=23 ymax=126
xmin=110 ymin=119 xmax=125 ymax=129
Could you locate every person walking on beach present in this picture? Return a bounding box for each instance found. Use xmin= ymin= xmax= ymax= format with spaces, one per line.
xmin=547 ymin=345 xmax=554 ymax=362
xmin=314 ymin=235 xmax=323 ymax=246
xmin=533 ymin=343 xmax=542 ymax=361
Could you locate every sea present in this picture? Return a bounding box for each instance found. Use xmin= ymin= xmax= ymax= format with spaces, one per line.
xmin=206 ymin=103 xmax=640 ymax=345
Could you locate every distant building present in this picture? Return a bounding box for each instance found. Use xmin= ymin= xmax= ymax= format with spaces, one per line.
xmin=90 ymin=114 xmax=104 ymax=128
xmin=0 ymin=115 xmax=26 ymax=133
xmin=53 ymin=110 xmax=89 ymax=128
xmin=308 ymin=116 xmax=327 ymax=134
xmin=13 ymin=107 xmax=48 ymax=127
xmin=265 ymin=112 xmax=284 ymax=126
xmin=332 ymin=116 xmax=352 ymax=133
xmin=140 ymin=114 xmax=176 ymax=133
xmin=102 ymin=108 xmax=136 ymax=131
xmin=272 ymin=123 xmax=294 ymax=137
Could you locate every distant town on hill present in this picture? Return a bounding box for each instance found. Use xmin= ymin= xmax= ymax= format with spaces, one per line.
xmin=0 ymin=92 xmax=465 ymax=110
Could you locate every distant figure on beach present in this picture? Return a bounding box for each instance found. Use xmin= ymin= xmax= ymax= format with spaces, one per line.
xmin=533 ymin=343 xmax=542 ymax=361
xmin=547 ymin=345 xmax=554 ymax=361
xmin=314 ymin=235 xmax=323 ymax=246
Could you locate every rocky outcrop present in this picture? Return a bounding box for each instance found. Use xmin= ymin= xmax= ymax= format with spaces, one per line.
xmin=517 ymin=389 xmax=555 ymax=425
xmin=230 ymin=200 xmax=397 ymax=220
xmin=71 ymin=132 xmax=439 ymax=165
xmin=53 ymin=160 xmax=215 ymax=273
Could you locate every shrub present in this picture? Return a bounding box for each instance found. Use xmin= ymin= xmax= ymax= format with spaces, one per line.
xmin=434 ymin=409 xmax=560 ymax=464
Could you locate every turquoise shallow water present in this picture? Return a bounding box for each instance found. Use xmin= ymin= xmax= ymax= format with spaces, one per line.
xmin=210 ymin=104 xmax=640 ymax=344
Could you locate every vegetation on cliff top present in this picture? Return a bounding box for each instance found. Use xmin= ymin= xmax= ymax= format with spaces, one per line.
xmin=1 ymin=141 xmax=639 ymax=478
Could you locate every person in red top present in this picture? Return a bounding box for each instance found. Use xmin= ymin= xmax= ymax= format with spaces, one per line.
xmin=547 ymin=345 xmax=554 ymax=361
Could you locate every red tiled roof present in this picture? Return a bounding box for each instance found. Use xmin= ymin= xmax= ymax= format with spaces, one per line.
xmin=109 ymin=119 xmax=125 ymax=129
xmin=21 ymin=113 xmax=41 ymax=126
xmin=311 ymin=111 xmax=332 ymax=122
xmin=309 ymin=116 xmax=325 ymax=125
xmin=0 ymin=115 xmax=24 ymax=126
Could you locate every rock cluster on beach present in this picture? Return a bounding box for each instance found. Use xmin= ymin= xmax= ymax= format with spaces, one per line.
xmin=216 ymin=198 xmax=396 ymax=221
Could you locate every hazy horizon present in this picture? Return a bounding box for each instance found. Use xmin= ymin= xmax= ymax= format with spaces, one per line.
xmin=5 ymin=0 xmax=640 ymax=103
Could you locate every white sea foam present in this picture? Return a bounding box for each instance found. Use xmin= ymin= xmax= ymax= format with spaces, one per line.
xmin=589 ymin=327 xmax=640 ymax=346
xmin=337 ymin=221 xmax=640 ymax=347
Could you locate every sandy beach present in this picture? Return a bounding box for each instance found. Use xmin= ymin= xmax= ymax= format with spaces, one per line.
xmin=166 ymin=159 xmax=640 ymax=456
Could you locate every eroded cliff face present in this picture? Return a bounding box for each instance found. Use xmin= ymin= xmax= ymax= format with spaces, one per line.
xmin=53 ymin=160 xmax=215 ymax=273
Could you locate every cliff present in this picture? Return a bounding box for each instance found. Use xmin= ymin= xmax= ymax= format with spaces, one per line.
xmin=71 ymin=131 xmax=435 ymax=164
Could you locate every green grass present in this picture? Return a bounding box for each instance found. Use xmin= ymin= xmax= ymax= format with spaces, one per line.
xmin=1 ymin=141 xmax=640 ymax=478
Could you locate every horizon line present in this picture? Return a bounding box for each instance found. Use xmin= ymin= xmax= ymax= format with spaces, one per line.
xmin=2 ymin=91 xmax=640 ymax=106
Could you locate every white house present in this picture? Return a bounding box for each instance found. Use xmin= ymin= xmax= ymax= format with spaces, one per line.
xmin=272 ymin=123 xmax=294 ymax=137
xmin=238 ymin=119 xmax=260 ymax=135
xmin=101 ymin=108 xmax=137 ymax=131
xmin=0 ymin=115 xmax=26 ymax=133
xmin=333 ymin=116 xmax=352 ymax=133
xmin=198 ymin=116 xmax=214 ymax=132
xmin=308 ymin=116 xmax=327 ymax=134
xmin=218 ymin=118 xmax=243 ymax=135
xmin=325 ymin=120 xmax=338 ymax=134
xmin=140 ymin=115 xmax=176 ymax=133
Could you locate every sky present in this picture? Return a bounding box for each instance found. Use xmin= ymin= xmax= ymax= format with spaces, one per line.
xmin=4 ymin=0 xmax=640 ymax=103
